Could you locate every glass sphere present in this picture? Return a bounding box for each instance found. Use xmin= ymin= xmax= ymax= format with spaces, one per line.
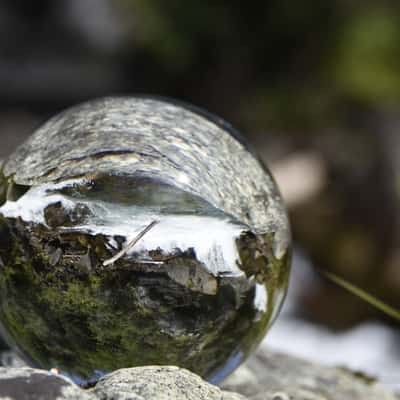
xmin=0 ymin=97 xmax=290 ymax=385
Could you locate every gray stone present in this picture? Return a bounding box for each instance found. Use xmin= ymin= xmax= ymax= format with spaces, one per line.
xmin=0 ymin=367 xmax=95 ymax=400
xmin=222 ymin=349 xmax=399 ymax=400
xmin=91 ymin=366 xmax=245 ymax=400
xmin=0 ymin=350 xmax=398 ymax=400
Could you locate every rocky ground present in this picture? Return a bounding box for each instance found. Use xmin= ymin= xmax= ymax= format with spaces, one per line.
xmin=0 ymin=348 xmax=398 ymax=400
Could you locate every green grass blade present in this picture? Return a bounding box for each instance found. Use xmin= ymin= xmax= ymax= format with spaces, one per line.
xmin=321 ymin=270 xmax=400 ymax=322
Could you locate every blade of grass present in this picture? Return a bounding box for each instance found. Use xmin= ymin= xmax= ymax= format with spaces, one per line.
xmin=321 ymin=270 xmax=400 ymax=322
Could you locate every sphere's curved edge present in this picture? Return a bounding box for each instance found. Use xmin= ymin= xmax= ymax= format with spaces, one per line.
xmin=0 ymin=96 xmax=291 ymax=385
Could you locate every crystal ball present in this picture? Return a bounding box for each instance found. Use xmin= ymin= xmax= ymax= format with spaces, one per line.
xmin=0 ymin=97 xmax=291 ymax=384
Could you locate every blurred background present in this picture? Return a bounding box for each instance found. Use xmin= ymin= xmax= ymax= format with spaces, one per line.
xmin=0 ymin=0 xmax=399 ymax=389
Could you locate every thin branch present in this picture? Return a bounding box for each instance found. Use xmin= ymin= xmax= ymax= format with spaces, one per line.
xmin=321 ymin=269 xmax=400 ymax=322
xmin=103 ymin=220 xmax=159 ymax=266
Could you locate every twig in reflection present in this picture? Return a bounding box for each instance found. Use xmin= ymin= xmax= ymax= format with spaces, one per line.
xmin=103 ymin=220 xmax=159 ymax=266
